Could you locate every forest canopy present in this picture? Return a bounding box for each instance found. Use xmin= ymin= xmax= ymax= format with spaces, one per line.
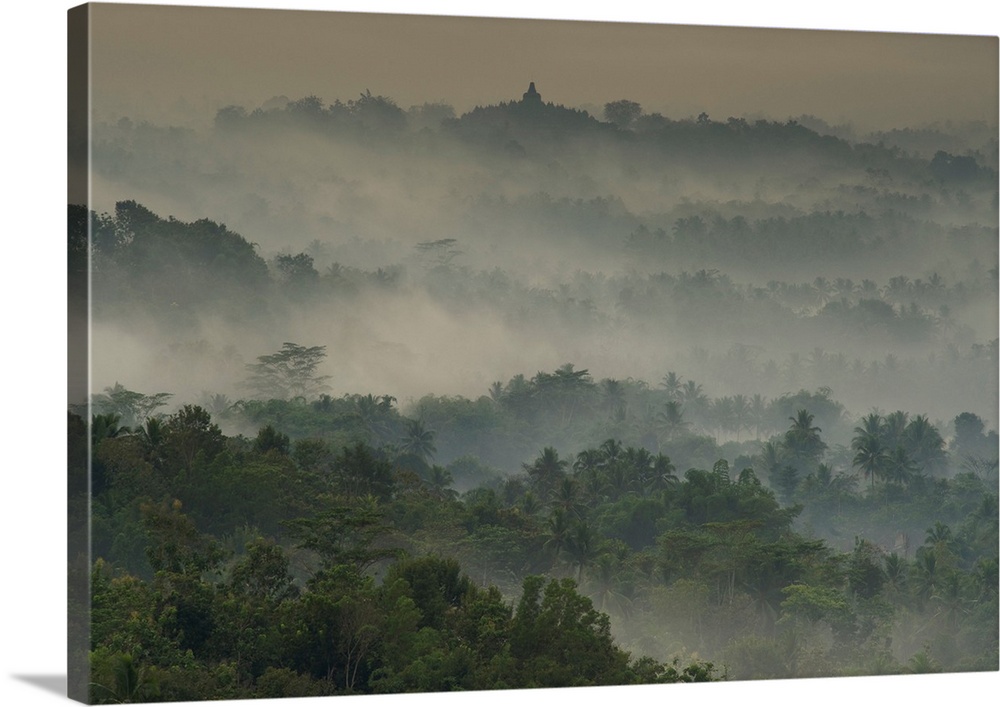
xmin=73 ymin=77 xmax=998 ymax=701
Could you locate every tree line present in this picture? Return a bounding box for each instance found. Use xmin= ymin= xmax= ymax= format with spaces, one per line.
xmin=72 ymin=346 xmax=998 ymax=699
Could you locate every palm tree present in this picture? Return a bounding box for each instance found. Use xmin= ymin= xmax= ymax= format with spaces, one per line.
xmin=730 ymin=394 xmax=751 ymax=442
xmin=680 ymin=380 xmax=707 ymax=411
xmin=886 ymin=275 xmax=912 ymax=302
xmin=565 ymin=522 xmax=600 ymax=582
xmin=92 ymin=412 xmax=129 ymax=447
xmin=400 ymin=419 xmax=436 ymax=462
xmin=600 ymin=378 xmax=627 ymax=417
xmin=755 ymin=440 xmax=785 ymax=488
xmin=903 ymin=415 xmax=948 ymax=477
xmin=812 ymin=276 xmax=834 ymax=307
xmin=655 ymin=401 xmax=690 ymax=446
xmin=550 ymin=477 xmax=584 ymax=519
xmin=833 ymin=277 xmax=856 ymax=300
xmin=354 ymin=393 xmax=394 ymax=442
xmin=883 ymin=410 xmax=910 ymax=450
xmin=884 ymin=447 xmax=917 ymax=487
xmin=520 ymin=491 xmax=542 ymax=516
xmin=312 ymin=393 xmax=335 ymax=413
xmin=883 ymin=553 xmax=908 ymax=597
xmin=570 ymin=464 xmax=604 ymax=508
xmin=852 ymin=430 xmax=888 ymax=491
xmin=784 ymin=409 xmax=826 ymax=471
xmin=587 ymin=553 xmax=633 ymax=618
xmin=136 ymin=417 xmax=166 ymax=468
xmin=925 ymin=521 xmax=953 ymax=551
xmin=788 ymin=409 xmax=821 ymax=436
xmin=202 ymin=392 xmax=233 ymax=419
xmin=573 ymin=448 xmax=603 ymax=476
xmin=858 ymin=278 xmax=880 ymax=299
xmin=90 ymin=653 xmax=159 ymax=704
xmin=855 ymin=411 xmax=885 ymax=438
xmin=601 ymin=461 xmax=633 ymax=502
xmin=598 ymin=438 xmax=624 ymax=466
xmin=543 ymin=508 xmax=573 ymax=560
xmin=971 ymin=554 xmax=998 ymax=600
xmin=801 ymin=462 xmax=833 ymax=500
xmin=523 ymin=447 xmax=569 ymax=500
xmin=500 ymin=477 xmax=528 ymax=508
xmin=911 ymin=550 xmax=939 ymax=603
xmin=622 ymin=446 xmax=655 ymax=491
xmin=710 ymin=396 xmax=736 ymax=439
xmin=932 ymin=572 xmax=970 ymax=631
xmin=660 ymin=371 xmax=683 ymax=401
xmin=852 ymin=413 xmax=887 ymax=491
xmin=648 ymin=453 xmax=678 ymax=494
xmin=426 ymin=465 xmax=458 ymax=500
xmin=748 ymin=393 xmax=768 ymax=441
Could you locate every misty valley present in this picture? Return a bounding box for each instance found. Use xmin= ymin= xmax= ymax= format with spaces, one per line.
xmin=70 ymin=84 xmax=998 ymax=701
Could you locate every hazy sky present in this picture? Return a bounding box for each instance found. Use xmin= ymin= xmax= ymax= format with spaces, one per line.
xmin=87 ymin=1 xmax=998 ymax=130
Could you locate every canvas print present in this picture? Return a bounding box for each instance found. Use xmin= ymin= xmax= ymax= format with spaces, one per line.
xmin=67 ymin=2 xmax=999 ymax=703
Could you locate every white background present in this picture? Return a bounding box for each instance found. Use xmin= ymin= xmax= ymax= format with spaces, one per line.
xmin=2 ymin=2 xmax=998 ymax=706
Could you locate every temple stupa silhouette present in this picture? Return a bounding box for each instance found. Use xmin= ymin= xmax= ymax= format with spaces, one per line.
xmin=522 ymin=82 xmax=542 ymax=105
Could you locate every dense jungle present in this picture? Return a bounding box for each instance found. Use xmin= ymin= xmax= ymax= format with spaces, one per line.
xmin=69 ymin=82 xmax=998 ymax=702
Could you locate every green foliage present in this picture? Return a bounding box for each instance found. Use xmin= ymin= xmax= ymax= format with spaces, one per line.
xmin=162 ymin=404 xmax=225 ymax=475
xmin=274 ymin=252 xmax=319 ymax=295
xmin=595 ymin=495 xmax=669 ymax=550
xmin=327 ymin=442 xmax=397 ymax=502
xmin=140 ymin=499 xmax=227 ymax=577
xmin=92 ymin=383 xmax=173 ymax=429
xmin=674 ymin=463 xmax=796 ymax=532
xmin=780 ymin=583 xmax=854 ymax=634
xmin=227 ymin=538 xmax=298 ymax=603
xmin=522 ymin=446 xmax=569 ymax=500
xmin=81 ymin=375 xmax=997 ymax=694
xmin=604 ymin=99 xmax=642 ymax=128
xmin=79 ymin=79 xmax=1000 ymax=695
xmin=384 ymin=556 xmax=473 ymax=630
xmin=284 ymin=497 xmax=401 ymax=572
xmin=90 ymin=560 xmax=188 ymax=667
xmin=783 ymin=409 xmax=828 ymax=474
xmin=507 ymin=576 xmax=631 ymax=687
xmin=243 ymin=342 xmax=331 ymax=400
xmin=254 ymin=667 xmax=328 ymax=698
xmin=253 ymin=425 xmax=290 ymax=456
xmin=91 ymin=200 xmax=269 ymax=314
xmin=232 ymin=395 xmax=370 ymax=443
xmin=89 ymin=651 xmax=162 ymax=704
